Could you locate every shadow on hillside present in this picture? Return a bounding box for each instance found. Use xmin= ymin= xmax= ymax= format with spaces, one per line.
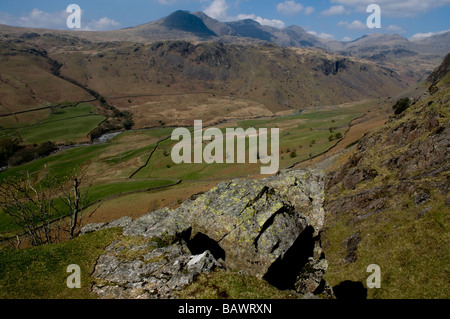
xmin=333 ymin=280 xmax=368 ymax=299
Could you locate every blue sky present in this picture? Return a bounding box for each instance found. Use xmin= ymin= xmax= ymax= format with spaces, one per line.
xmin=0 ymin=0 xmax=449 ymax=41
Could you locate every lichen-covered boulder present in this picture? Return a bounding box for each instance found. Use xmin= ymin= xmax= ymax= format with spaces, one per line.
xmin=182 ymin=169 xmax=325 ymax=278
xmin=88 ymin=169 xmax=330 ymax=298
xmin=92 ymin=240 xmax=222 ymax=299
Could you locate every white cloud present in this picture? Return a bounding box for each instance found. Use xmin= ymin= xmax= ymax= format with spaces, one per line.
xmin=83 ymin=17 xmax=121 ymax=31
xmin=338 ymin=20 xmax=405 ymax=33
xmin=157 ymin=0 xmax=178 ymax=4
xmin=321 ymin=5 xmax=349 ymax=16
xmin=337 ymin=20 xmax=366 ymax=30
xmin=331 ymin=0 xmax=450 ymax=17
xmin=0 ymin=11 xmax=17 ymax=26
xmin=0 ymin=8 xmax=120 ymax=31
xmin=342 ymin=36 xmax=352 ymax=42
xmin=411 ymin=29 xmax=450 ymax=39
xmin=204 ymin=0 xmax=230 ymax=21
xmin=411 ymin=32 xmax=435 ymax=39
xmin=304 ymin=6 xmax=315 ymax=15
xmin=203 ymin=0 xmax=285 ymax=29
xmin=386 ymin=24 xmax=404 ymax=33
xmin=308 ymin=30 xmax=335 ymax=39
xmin=277 ymin=1 xmax=303 ymax=15
xmin=237 ymin=14 xmax=285 ymax=29
xmin=14 ymin=8 xmax=67 ymax=29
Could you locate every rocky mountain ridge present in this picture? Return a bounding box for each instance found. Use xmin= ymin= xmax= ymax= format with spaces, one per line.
xmin=1 ymin=10 xmax=447 ymax=84
xmin=2 ymin=10 xmax=448 ymax=55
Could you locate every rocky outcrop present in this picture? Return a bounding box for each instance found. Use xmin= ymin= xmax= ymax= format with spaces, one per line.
xmin=326 ymin=107 xmax=449 ymax=211
xmin=313 ymin=58 xmax=351 ymax=76
xmin=87 ymin=169 xmax=333 ymax=299
xmin=428 ymin=53 xmax=450 ymax=92
xmin=92 ymin=242 xmax=222 ymax=299
xmin=322 ymin=55 xmax=449 ymax=298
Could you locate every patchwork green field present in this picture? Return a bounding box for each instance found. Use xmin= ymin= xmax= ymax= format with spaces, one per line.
xmin=0 ymin=103 xmax=105 ymax=145
xmin=0 ymin=99 xmax=381 ymax=236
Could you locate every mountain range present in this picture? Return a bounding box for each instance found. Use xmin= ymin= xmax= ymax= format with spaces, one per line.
xmin=108 ymin=10 xmax=450 ymax=56
xmin=1 ymin=10 xmax=448 ymax=83
xmin=0 ymin=9 xmax=448 ymax=127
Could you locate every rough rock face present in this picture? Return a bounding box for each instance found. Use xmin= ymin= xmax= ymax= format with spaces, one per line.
xmin=326 ymin=106 xmax=449 ymax=217
xmin=85 ymin=169 xmax=332 ymax=299
xmin=182 ymin=170 xmax=326 ymax=277
xmin=92 ymin=242 xmax=221 ymax=299
xmin=322 ymin=55 xmax=449 ymax=298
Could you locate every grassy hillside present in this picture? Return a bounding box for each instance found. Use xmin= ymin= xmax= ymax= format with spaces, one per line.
xmin=0 ymin=226 xmax=301 ymax=299
xmin=0 ymin=228 xmax=122 ymax=299
xmin=0 ymin=98 xmax=389 ymax=244
xmin=0 ymin=41 xmax=92 ymax=117
xmin=0 ymin=103 xmax=105 ymax=145
xmin=322 ymin=56 xmax=450 ymax=299
xmin=1 ymin=31 xmax=408 ymax=130
xmin=53 ymin=41 xmax=407 ymax=128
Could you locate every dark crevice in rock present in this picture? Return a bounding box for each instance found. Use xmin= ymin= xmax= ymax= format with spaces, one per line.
xmin=253 ymin=205 xmax=289 ymax=250
xmin=313 ymin=279 xmax=327 ymax=295
xmin=333 ymin=281 xmax=368 ymax=300
xmin=218 ymin=186 xmax=271 ymax=245
xmin=270 ymin=241 xmax=280 ymax=254
xmin=263 ymin=225 xmax=315 ymax=290
xmin=185 ymin=232 xmax=226 ymax=261
xmin=242 ymin=186 xmax=269 ymax=213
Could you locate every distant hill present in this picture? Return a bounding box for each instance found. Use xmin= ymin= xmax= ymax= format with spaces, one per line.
xmin=0 ymin=33 xmax=408 ymax=128
xmin=1 ymin=10 xmax=448 ymax=83
xmin=162 ymin=10 xmax=217 ymax=37
xmin=191 ymin=11 xmax=237 ymax=37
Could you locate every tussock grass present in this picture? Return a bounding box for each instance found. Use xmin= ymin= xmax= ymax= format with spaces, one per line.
xmin=0 ymin=228 xmax=122 ymax=299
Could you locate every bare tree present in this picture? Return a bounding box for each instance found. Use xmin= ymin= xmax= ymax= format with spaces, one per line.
xmin=0 ymin=173 xmax=57 ymax=246
xmin=0 ymin=167 xmax=93 ymax=246
xmin=57 ymin=167 xmax=92 ymax=239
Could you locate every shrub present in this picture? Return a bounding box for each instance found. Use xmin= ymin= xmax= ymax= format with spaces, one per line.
xmin=0 ymin=138 xmax=21 ymax=166
xmin=393 ymin=97 xmax=411 ymax=115
xmin=9 ymin=148 xmax=35 ymax=166
xmin=35 ymin=141 xmax=57 ymax=157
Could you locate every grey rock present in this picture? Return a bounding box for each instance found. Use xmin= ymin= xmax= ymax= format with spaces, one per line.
xmin=123 ymin=207 xmax=190 ymax=239
xmin=80 ymin=222 xmax=105 ymax=235
xmin=295 ymin=258 xmax=328 ymax=295
xmin=186 ymin=251 xmax=222 ymax=273
xmin=90 ymin=169 xmax=333 ymax=299
xmin=302 ymin=292 xmax=320 ymax=299
xmin=343 ymin=232 xmax=362 ymax=264
xmin=92 ymin=241 xmax=222 ymax=299
xmin=184 ymin=169 xmax=325 ymax=278
xmin=80 ymin=217 xmax=132 ymax=236
xmin=104 ymin=216 xmax=133 ymax=229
